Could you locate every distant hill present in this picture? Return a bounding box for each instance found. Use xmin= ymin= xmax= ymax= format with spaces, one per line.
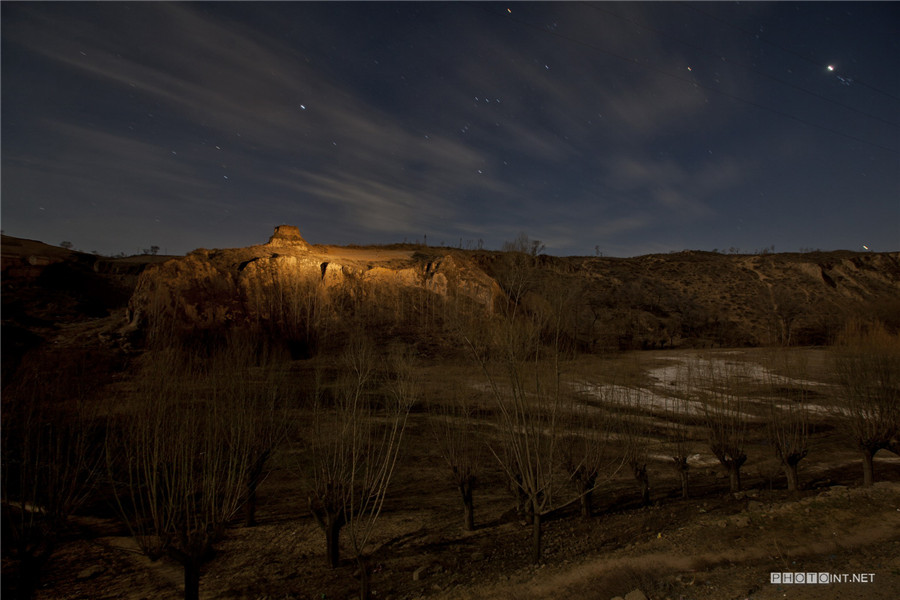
xmin=122 ymin=227 xmax=900 ymax=355
xmin=1 ymin=234 xmax=172 ymax=378
xmin=3 ymin=229 xmax=899 ymax=372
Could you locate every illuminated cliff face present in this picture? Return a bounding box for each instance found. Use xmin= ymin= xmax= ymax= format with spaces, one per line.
xmin=265 ymin=225 xmax=312 ymax=250
xmin=125 ymin=226 xmax=900 ymax=349
xmin=127 ymin=226 xmax=502 ymax=333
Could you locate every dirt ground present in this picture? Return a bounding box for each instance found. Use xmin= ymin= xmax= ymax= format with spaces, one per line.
xmin=23 ymin=350 xmax=900 ymax=600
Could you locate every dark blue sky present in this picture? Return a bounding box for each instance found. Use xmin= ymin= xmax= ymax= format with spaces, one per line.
xmin=2 ymin=2 xmax=898 ymax=257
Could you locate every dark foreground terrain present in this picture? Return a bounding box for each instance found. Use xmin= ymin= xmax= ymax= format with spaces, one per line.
xmin=25 ymin=357 xmax=900 ymax=600
xmin=3 ymin=232 xmax=899 ymax=600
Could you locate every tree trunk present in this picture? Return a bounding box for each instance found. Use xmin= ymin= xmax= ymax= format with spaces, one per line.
xmin=517 ymin=485 xmax=534 ymax=525
xmin=580 ymin=488 xmax=593 ymax=519
xmin=310 ymin=498 xmax=345 ymax=569
xmin=633 ymin=463 xmax=650 ymax=506
xmin=459 ymin=479 xmax=475 ymax=531
xmin=679 ymin=468 xmax=689 ymax=500
xmin=463 ymin=498 xmax=475 ymax=532
xmin=861 ymin=447 xmax=875 ymax=487
xmin=530 ymin=506 xmax=542 ymax=564
xmin=512 ymin=475 xmax=529 ymax=521
xmin=784 ymin=462 xmax=800 ymax=492
xmin=357 ymin=555 xmax=371 ymax=600
xmin=575 ymin=473 xmax=596 ymax=518
xmin=728 ymin=463 xmax=742 ymax=493
xmin=325 ymin=516 xmax=343 ymax=568
xmin=244 ymin=484 xmax=259 ymax=527
xmin=183 ymin=560 xmax=200 ymax=600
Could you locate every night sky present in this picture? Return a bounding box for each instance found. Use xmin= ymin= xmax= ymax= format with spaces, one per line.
xmin=2 ymin=2 xmax=898 ymax=257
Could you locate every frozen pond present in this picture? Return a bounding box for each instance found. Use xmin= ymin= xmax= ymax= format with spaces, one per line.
xmin=574 ymin=353 xmax=840 ymax=420
xmin=645 ymin=355 xmax=830 ymax=390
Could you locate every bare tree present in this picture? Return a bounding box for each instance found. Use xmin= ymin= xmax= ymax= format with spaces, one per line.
xmin=615 ymin=387 xmax=653 ymax=506
xmin=463 ymin=236 xmax=583 ymax=562
xmin=502 ymin=231 xmax=545 ymax=257
xmin=833 ymin=321 xmax=900 ymax=486
xmin=465 ymin=293 xmax=565 ymax=563
xmin=769 ymin=286 xmax=806 ymax=346
xmin=214 ymin=333 xmax=289 ymax=527
xmin=697 ymin=357 xmax=749 ymax=494
xmin=663 ymin=386 xmax=695 ymax=500
xmin=243 ymin=259 xmax=324 ymax=358
xmin=764 ymin=351 xmax=810 ymax=492
xmin=305 ymin=337 xmax=415 ymax=599
xmin=347 ymin=345 xmax=415 ymax=599
xmin=558 ymin=396 xmax=615 ymax=518
xmin=108 ymin=336 xmax=285 ymax=600
xmin=495 ymin=239 xmax=539 ymax=311
xmin=1 ymin=350 xmax=105 ymax=599
xmin=428 ymin=390 xmax=482 ymax=531
xmin=306 ymin=350 xmax=373 ymax=570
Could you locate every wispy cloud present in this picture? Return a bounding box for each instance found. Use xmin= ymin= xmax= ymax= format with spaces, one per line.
xmin=1 ymin=2 xmax=727 ymax=253
xmin=4 ymin=2 xmax=894 ymax=256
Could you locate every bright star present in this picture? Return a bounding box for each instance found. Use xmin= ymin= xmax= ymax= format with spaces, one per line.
xmin=827 ymin=65 xmax=835 ymax=71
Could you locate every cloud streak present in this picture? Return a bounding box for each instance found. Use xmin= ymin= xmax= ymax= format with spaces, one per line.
xmin=2 ymin=2 xmax=897 ymax=255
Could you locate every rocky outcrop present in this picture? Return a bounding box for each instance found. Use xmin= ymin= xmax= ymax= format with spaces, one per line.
xmin=126 ymin=226 xmax=502 ymax=333
xmin=124 ymin=227 xmax=900 ymax=349
xmin=265 ymin=224 xmax=312 ymax=250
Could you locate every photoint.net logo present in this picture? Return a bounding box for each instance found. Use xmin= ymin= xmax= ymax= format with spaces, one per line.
xmin=770 ymin=572 xmax=876 ymax=585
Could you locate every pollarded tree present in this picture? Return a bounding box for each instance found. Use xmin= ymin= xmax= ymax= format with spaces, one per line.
xmin=213 ymin=333 xmax=289 ymax=527
xmin=615 ymin=386 xmax=653 ymax=507
xmin=464 ymin=264 xmax=576 ymax=562
xmin=344 ymin=344 xmax=416 ymax=600
xmin=108 ymin=336 xmax=285 ymax=600
xmin=663 ymin=383 xmax=695 ymax=500
xmin=764 ymin=350 xmax=810 ymax=492
xmin=833 ymin=321 xmax=900 ymax=486
xmin=471 ymin=313 xmax=562 ymax=564
xmin=696 ymin=356 xmax=750 ymax=494
xmin=428 ymin=390 xmax=482 ymax=531
xmin=558 ymin=397 xmax=615 ymax=518
xmin=463 ymin=235 xmax=587 ymax=563
xmin=305 ymin=337 xmax=415 ymax=599
xmin=307 ymin=366 xmax=354 ymax=570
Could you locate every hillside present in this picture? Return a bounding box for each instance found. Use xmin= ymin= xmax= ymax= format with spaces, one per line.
xmin=3 ymin=228 xmax=899 ymax=365
xmin=1 ymin=234 xmax=171 ymax=378
xmin=123 ymin=226 xmax=900 ymax=354
xmin=3 ymin=229 xmax=900 ymax=600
